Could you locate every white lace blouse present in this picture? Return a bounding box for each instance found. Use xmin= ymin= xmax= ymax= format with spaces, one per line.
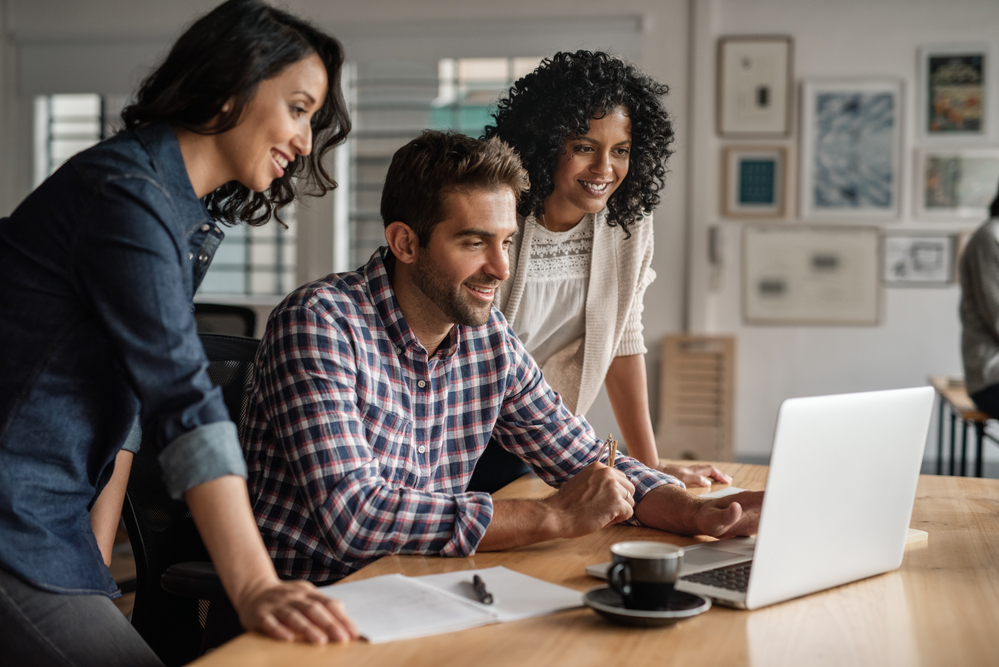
xmin=512 ymin=215 xmax=593 ymax=367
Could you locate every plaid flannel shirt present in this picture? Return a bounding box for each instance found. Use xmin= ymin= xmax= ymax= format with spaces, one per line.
xmin=242 ymin=249 xmax=679 ymax=582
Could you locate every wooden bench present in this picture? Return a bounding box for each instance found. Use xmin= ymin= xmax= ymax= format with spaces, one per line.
xmin=928 ymin=375 xmax=995 ymax=477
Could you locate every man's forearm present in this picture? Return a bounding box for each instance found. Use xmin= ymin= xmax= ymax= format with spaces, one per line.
xmin=632 ymin=484 xmax=703 ymax=534
xmin=476 ymin=498 xmax=563 ymax=551
xmin=634 ymin=484 xmax=764 ymax=538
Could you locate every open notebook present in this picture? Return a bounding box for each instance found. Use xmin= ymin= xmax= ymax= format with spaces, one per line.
xmin=319 ymin=566 xmax=582 ymax=643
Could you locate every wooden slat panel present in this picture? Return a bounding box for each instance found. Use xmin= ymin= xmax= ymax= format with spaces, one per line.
xmin=656 ymin=334 xmax=735 ymax=461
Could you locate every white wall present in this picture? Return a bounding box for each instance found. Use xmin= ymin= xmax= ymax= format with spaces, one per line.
xmin=3 ymin=0 xmax=995 ymax=466
xmin=0 ymin=0 xmax=693 ymax=441
xmin=687 ymin=0 xmax=999 ymax=463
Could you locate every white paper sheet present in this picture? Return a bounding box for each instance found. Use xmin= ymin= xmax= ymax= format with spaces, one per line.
xmin=319 ymin=566 xmax=583 ymax=643
xmin=416 ymin=566 xmax=583 ymax=622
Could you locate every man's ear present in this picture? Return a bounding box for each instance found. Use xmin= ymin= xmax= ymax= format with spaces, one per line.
xmin=385 ymin=221 xmax=420 ymax=264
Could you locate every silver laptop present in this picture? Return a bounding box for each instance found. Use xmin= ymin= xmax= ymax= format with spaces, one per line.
xmin=676 ymin=387 xmax=934 ymax=609
xmin=589 ymin=387 xmax=935 ymax=610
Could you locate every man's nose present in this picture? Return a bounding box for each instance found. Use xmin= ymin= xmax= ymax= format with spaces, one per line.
xmin=484 ymin=243 xmax=510 ymax=282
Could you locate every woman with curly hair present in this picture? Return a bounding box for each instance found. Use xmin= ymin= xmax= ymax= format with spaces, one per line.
xmin=474 ymin=50 xmax=729 ymax=490
xmin=0 ymin=1 xmax=358 ymax=663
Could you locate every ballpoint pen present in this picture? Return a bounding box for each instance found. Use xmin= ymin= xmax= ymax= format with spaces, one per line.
xmin=472 ymin=574 xmax=494 ymax=605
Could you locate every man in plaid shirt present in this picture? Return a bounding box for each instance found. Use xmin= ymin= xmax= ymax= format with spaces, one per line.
xmin=242 ymin=131 xmax=763 ymax=582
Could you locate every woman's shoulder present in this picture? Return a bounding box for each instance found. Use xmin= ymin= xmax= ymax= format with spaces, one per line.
xmin=597 ymin=208 xmax=654 ymax=244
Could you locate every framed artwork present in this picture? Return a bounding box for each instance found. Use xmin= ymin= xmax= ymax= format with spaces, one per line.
xmin=799 ymin=79 xmax=903 ymax=219
xmin=883 ymin=232 xmax=955 ymax=286
xmin=915 ymin=148 xmax=999 ymax=218
xmin=722 ymin=145 xmax=788 ymax=218
xmin=743 ymin=224 xmax=880 ymax=326
xmin=920 ymin=45 xmax=987 ymax=138
xmin=717 ymin=36 xmax=793 ymax=137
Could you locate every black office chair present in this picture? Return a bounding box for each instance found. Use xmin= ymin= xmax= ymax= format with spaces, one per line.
xmin=194 ymin=303 xmax=257 ymax=338
xmin=122 ymin=333 xmax=260 ymax=666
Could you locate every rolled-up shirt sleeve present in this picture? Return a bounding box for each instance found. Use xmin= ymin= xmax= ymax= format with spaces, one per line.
xmin=73 ymin=177 xmax=244 ymax=498
xmin=253 ymin=302 xmax=494 ymax=563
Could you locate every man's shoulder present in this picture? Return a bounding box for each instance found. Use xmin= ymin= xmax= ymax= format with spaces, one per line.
xmin=275 ymin=269 xmax=374 ymax=326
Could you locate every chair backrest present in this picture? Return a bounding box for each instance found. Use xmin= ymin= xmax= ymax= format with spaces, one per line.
xmin=194 ymin=303 xmax=257 ymax=338
xmin=122 ymin=333 xmax=260 ymax=667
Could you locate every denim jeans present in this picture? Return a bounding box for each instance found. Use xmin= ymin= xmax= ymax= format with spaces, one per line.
xmin=0 ymin=566 xmax=164 ymax=667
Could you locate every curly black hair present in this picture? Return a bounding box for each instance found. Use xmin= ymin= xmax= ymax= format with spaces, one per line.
xmin=122 ymin=0 xmax=350 ymax=227
xmin=483 ymin=51 xmax=673 ymax=238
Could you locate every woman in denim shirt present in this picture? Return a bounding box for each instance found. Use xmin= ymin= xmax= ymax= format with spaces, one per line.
xmin=0 ymin=1 xmax=358 ymax=663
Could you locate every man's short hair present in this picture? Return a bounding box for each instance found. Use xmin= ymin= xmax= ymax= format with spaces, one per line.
xmin=380 ymin=130 xmax=530 ymax=246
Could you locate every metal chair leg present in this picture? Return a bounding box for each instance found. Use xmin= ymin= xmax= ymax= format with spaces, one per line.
xmin=949 ymin=411 xmax=957 ymax=476
xmin=961 ymin=421 xmax=969 ymax=477
xmin=976 ymin=422 xmax=985 ymax=478
xmin=937 ymin=398 xmax=945 ymax=475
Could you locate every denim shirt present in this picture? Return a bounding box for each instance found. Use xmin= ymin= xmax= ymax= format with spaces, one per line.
xmin=0 ymin=123 xmax=247 ymax=597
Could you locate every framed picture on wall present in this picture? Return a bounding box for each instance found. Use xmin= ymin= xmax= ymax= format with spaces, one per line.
xmin=799 ymin=79 xmax=903 ymax=220
xmin=920 ymin=45 xmax=987 ymax=139
xmin=743 ymin=224 xmax=881 ymax=326
xmin=722 ymin=145 xmax=788 ymax=218
xmin=717 ymin=36 xmax=793 ymax=137
xmin=915 ymin=148 xmax=999 ymax=218
xmin=883 ymin=232 xmax=955 ymax=286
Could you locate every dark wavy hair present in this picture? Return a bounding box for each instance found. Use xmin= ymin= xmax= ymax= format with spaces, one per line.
xmin=121 ymin=0 xmax=351 ymax=226
xmin=483 ymin=50 xmax=673 ymax=238
xmin=381 ymin=130 xmax=529 ymax=247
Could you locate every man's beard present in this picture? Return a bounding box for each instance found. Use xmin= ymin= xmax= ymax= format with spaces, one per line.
xmin=412 ymin=252 xmax=497 ymax=326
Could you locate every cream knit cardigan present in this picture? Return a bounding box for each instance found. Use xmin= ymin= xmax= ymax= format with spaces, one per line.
xmin=498 ymin=210 xmax=656 ymax=415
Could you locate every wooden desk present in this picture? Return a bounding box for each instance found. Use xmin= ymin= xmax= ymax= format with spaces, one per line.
xmin=191 ymin=463 xmax=999 ymax=667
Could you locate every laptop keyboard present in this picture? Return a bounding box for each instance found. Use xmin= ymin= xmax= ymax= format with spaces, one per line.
xmin=681 ymin=561 xmax=752 ymax=592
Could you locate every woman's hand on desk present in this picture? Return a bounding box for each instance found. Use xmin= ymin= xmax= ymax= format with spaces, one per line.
xmin=656 ymin=463 xmax=732 ymax=488
xmin=237 ymin=578 xmax=359 ymax=644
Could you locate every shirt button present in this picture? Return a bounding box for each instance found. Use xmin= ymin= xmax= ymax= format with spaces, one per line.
xmin=200 ymin=224 xmax=210 ymax=232
xmin=214 ymin=227 xmax=221 ymax=233
xmin=417 ymin=445 xmax=426 ymax=454
xmin=417 ymin=380 xmax=426 ymax=388
xmin=188 ymin=252 xmax=194 ymax=260
xmin=395 ymin=346 xmax=402 ymax=354
xmin=198 ymin=253 xmax=209 ymax=263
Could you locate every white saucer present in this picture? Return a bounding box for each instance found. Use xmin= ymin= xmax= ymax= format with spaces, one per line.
xmin=583 ymin=586 xmax=711 ymax=627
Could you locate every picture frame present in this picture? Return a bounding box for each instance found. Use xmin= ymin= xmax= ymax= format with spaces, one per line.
xmin=915 ymin=148 xmax=999 ymax=219
xmin=743 ymin=224 xmax=881 ymax=326
xmin=883 ymin=232 xmax=955 ymax=287
xmin=799 ymin=79 xmax=903 ymax=220
xmin=919 ymin=44 xmax=987 ymax=139
xmin=722 ymin=145 xmax=788 ymax=218
xmin=717 ymin=36 xmax=793 ymax=137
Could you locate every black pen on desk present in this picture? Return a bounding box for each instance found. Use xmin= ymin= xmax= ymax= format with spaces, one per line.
xmin=472 ymin=574 xmax=494 ymax=605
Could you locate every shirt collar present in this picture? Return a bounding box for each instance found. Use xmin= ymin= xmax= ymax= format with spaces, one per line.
xmin=363 ymin=247 xmax=463 ymax=359
xmin=132 ymin=123 xmax=214 ymax=235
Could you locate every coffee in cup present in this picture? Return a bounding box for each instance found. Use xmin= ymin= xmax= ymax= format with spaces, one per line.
xmin=607 ymin=541 xmax=684 ymax=611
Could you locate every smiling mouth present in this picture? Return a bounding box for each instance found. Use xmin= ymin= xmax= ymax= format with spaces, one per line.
xmin=579 ymin=180 xmax=611 ymax=196
xmin=272 ymin=149 xmax=290 ymax=170
xmin=464 ymin=283 xmax=499 ymax=301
